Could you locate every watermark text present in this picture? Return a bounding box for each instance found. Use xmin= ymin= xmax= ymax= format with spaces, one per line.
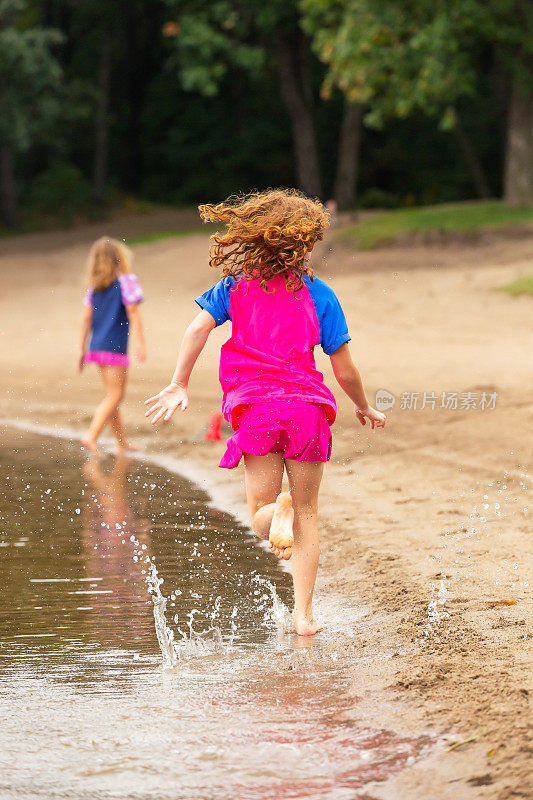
xmin=375 ymin=390 xmax=498 ymax=412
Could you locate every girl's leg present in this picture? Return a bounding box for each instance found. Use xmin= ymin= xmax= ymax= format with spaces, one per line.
xmin=243 ymin=452 xmax=284 ymax=538
xmin=285 ymin=459 xmax=324 ymax=636
xmin=82 ymin=366 xmax=127 ymax=453
xmin=108 ymin=404 xmax=130 ymax=449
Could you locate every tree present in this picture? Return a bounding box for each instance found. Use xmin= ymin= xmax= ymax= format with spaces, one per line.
xmin=52 ymin=1 xmax=167 ymax=206
xmin=163 ymin=1 xmax=325 ymax=196
xmin=61 ymin=1 xmax=120 ymax=206
xmin=301 ymin=1 xmax=493 ymax=200
xmin=485 ymin=2 xmax=533 ymax=205
xmin=301 ymin=2 xmax=477 ymax=121
xmin=92 ymin=20 xmax=111 ymax=205
xmin=505 ymin=74 xmax=533 ymax=205
xmin=332 ymin=100 xmax=363 ymax=209
xmin=274 ymin=22 xmax=322 ymax=196
xmin=301 ymin=0 xmax=533 ymax=206
xmin=0 ymin=0 xmax=63 ymax=226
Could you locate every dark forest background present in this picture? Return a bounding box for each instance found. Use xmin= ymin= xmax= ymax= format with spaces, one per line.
xmin=2 ymin=0 xmax=533 ymax=230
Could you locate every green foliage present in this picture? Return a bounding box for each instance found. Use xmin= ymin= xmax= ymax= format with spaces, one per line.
xmin=338 ymin=200 xmax=533 ymax=248
xmin=28 ymin=161 xmax=91 ymax=218
xmin=300 ymin=0 xmax=479 ymax=127
xmin=139 ymin=66 xmax=293 ymax=203
xmin=358 ymin=188 xmax=399 ymax=210
xmin=0 ymin=0 xmax=63 ymax=151
xmin=164 ymin=1 xmax=265 ymax=96
xmin=474 ymin=1 xmax=533 ymax=84
xmin=499 ymin=275 xmax=533 ymax=297
xmin=0 ymin=0 xmax=518 ymax=228
xmin=301 ymin=0 xmax=533 ymax=127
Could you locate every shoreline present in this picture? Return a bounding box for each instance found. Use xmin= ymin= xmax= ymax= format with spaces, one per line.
xmin=1 ymin=219 xmax=531 ymax=799
xmin=2 ymin=413 xmax=527 ymax=800
xmin=0 ymin=415 xmax=451 ymax=774
xmin=0 ymin=415 xmax=284 ymax=573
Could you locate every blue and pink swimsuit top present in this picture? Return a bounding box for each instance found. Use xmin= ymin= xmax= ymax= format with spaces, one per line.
xmin=196 ymin=274 xmax=351 ymax=428
xmin=84 ymin=273 xmax=144 ymax=366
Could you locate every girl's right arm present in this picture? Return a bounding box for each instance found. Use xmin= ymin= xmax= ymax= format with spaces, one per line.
xmin=144 ymin=310 xmax=216 ymax=425
xmin=78 ymin=305 xmax=92 ymax=372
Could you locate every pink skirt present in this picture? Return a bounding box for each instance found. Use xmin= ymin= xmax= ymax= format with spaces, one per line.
xmin=84 ymin=351 xmax=130 ymax=367
xmin=219 ymin=401 xmax=332 ymax=469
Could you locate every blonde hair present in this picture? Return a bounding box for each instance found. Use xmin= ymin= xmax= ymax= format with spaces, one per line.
xmin=86 ymin=237 xmax=132 ymax=292
xmin=199 ymin=188 xmax=330 ymax=293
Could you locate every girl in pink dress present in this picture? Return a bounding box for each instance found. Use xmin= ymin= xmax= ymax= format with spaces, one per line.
xmin=79 ymin=237 xmax=146 ymax=455
xmin=145 ymin=190 xmax=385 ymax=635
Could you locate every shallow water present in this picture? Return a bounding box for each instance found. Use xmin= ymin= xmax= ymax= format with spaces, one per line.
xmin=0 ymin=428 xmax=431 ymax=799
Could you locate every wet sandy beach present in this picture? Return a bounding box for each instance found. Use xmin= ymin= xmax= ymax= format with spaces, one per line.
xmin=0 ymin=213 xmax=531 ymax=798
xmin=1 ymin=428 xmax=436 ymax=799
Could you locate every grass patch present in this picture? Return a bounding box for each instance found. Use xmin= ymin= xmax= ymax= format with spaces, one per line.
xmin=127 ymin=227 xmax=202 ymax=245
xmin=338 ymin=200 xmax=533 ymax=249
xmin=127 ymin=223 xmax=218 ymax=246
xmin=499 ymin=275 xmax=533 ymax=297
xmin=0 ymin=198 xmax=174 ymax=240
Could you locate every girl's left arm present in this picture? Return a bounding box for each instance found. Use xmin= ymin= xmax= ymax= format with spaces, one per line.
xmin=330 ymin=343 xmax=386 ymax=428
xmin=144 ymin=310 xmax=216 ymax=425
xmin=78 ymin=306 xmax=92 ymax=372
xmin=126 ymin=304 xmax=146 ymax=362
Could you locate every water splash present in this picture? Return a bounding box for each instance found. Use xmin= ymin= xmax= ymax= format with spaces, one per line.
xmin=422 ymin=579 xmax=449 ymax=644
xmin=0 ymin=418 xmax=294 ymax=665
xmin=421 ymin=468 xmax=530 ymax=644
xmin=252 ymin=574 xmax=292 ymax=631
xmin=125 ymin=527 xmax=294 ymax=667
xmin=129 ymin=533 xmax=229 ymax=666
xmin=145 ymin=558 xmax=178 ymax=668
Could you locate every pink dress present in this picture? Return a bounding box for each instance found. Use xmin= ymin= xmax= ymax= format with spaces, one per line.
xmin=195 ymin=274 xmax=351 ymax=468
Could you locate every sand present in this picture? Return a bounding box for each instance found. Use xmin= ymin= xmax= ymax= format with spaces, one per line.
xmin=0 ymin=213 xmax=531 ymax=799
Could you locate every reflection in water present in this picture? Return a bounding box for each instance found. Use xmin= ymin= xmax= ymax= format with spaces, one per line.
xmin=82 ymin=455 xmax=155 ymax=654
xmin=0 ymin=428 xmax=432 ymax=799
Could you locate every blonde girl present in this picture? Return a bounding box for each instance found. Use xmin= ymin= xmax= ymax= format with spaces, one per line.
xmin=145 ymin=190 xmax=385 ymax=635
xmin=79 ymin=237 xmax=146 ymax=454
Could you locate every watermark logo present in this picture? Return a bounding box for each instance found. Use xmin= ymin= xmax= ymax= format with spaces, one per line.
xmin=375 ymin=390 xmax=498 ymax=411
xmin=375 ymin=389 xmax=396 ymax=411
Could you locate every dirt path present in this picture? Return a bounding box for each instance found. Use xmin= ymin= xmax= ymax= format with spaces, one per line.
xmin=0 ymin=215 xmax=531 ymax=799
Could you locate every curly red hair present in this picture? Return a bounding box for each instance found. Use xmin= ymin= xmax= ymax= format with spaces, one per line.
xmin=198 ymin=188 xmax=330 ymax=292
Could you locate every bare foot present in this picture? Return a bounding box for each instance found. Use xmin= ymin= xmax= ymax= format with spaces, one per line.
xmin=269 ymin=492 xmax=294 ymax=560
xmin=116 ymin=440 xmax=132 ymax=451
xmin=269 ymin=543 xmax=292 ymax=560
xmin=292 ymin=609 xmax=322 ymax=636
xmin=81 ymin=436 xmax=100 ymax=457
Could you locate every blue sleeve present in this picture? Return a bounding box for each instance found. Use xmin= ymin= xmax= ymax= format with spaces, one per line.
xmin=195 ymin=277 xmax=234 ymax=326
xmin=305 ymin=276 xmax=351 ymax=355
